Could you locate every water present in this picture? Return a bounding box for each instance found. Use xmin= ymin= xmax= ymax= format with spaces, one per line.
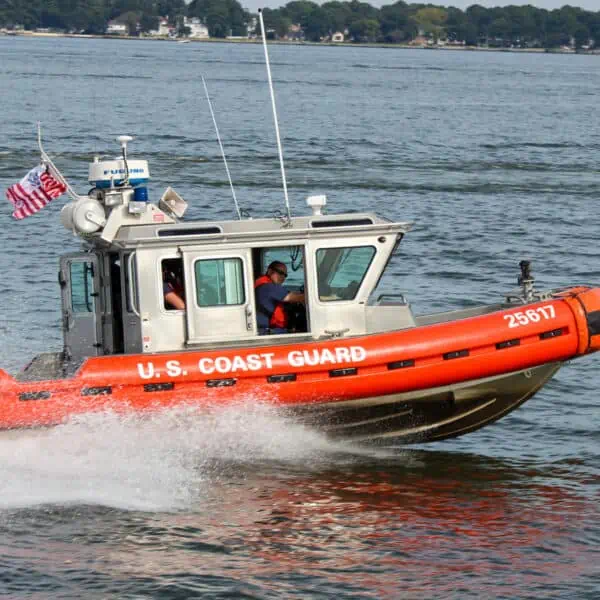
xmin=1 ymin=37 xmax=599 ymax=598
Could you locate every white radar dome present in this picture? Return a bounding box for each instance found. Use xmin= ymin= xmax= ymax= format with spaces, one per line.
xmin=88 ymin=159 xmax=150 ymax=189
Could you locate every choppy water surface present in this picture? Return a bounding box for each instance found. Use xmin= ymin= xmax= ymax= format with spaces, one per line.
xmin=0 ymin=38 xmax=599 ymax=598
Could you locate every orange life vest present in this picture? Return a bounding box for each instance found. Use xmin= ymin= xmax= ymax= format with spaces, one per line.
xmin=254 ymin=275 xmax=287 ymax=329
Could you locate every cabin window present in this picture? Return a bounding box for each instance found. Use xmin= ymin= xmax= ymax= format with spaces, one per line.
xmin=316 ymin=246 xmax=376 ymax=301
xmin=195 ymin=257 xmax=245 ymax=307
xmin=255 ymin=246 xmax=308 ymax=334
xmin=70 ymin=262 xmax=95 ymax=313
xmin=162 ymin=258 xmax=185 ymax=311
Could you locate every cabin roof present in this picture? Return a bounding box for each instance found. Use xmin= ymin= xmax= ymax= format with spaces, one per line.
xmin=108 ymin=211 xmax=412 ymax=249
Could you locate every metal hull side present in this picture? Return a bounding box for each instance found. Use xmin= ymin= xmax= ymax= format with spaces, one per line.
xmin=286 ymin=362 xmax=562 ymax=443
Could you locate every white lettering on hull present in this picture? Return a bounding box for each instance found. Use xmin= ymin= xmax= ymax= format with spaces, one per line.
xmin=137 ymin=362 xmax=155 ymax=379
xmin=135 ymin=346 xmax=366 ymax=381
xmin=166 ymin=360 xmax=182 ymax=377
xmin=198 ymin=352 xmax=275 ymax=375
xmin=287 ymin=346 xmax=366 ymax=367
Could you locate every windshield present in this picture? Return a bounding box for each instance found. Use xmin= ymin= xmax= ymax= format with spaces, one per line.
xmin=316 ymin=246 xmax=375 ymax=301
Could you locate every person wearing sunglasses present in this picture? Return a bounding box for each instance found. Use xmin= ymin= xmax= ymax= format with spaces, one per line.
xmin=254 ymin=261 xmax=305 ymax=334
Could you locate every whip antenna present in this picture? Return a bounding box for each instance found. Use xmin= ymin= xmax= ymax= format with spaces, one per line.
xmin=201 ymin=76 xmax=241 ymax=220
xmin=258 ymin=9 xmax=291 ymax=223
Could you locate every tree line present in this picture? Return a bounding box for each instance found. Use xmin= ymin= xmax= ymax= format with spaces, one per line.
xmin=0 ymin=0 xmax=248 ymax=37
xmin=1 ymin=0 xmax=599 ymax=49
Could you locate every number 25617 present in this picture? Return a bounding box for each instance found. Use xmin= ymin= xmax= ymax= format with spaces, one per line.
xmin=504 ymin=305 xmax=556 ymax=328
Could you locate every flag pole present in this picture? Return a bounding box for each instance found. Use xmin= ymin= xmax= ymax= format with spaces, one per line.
xmin=37 ymin=122 xmax=82 ymax=202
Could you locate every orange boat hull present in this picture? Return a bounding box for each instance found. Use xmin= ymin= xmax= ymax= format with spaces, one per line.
xmin=2 ymin=287 xmax=600 ymax=442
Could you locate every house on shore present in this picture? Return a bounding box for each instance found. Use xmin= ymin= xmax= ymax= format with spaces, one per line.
xmin=106 ymin=21 xmax=128 ymax=35
xmin=184 ymin=17 xmax=209 ymax=39
xmin=149 ymin=18 xmax=172 ymax=37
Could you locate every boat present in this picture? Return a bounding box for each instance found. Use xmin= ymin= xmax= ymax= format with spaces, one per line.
xmin=3 ymin=16 xmax=600 ymax=443
xmin=2 ymin=130 xmax=600 ymax=442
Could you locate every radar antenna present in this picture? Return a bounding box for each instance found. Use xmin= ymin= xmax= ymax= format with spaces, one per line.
xmin=201 ymin=76 xmax=242 ymax=220
xmin=117 ymin=134 xmax=133 ymax=186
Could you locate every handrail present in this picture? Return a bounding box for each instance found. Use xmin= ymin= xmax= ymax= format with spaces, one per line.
xmin=376 ymin=293 xmax=407 ymax=304
xmin=127 ymin=251 xmax=140 ymax=317
xmin=324 ymin=328 xmax=349 ymax=338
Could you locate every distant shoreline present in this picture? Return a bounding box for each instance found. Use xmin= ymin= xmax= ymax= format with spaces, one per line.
xmin=2 ymin=30 xmax=599 ymax=55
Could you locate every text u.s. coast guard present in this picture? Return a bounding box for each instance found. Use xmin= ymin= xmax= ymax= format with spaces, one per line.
xmin=136 ymin=345 xmax=367 ymax=379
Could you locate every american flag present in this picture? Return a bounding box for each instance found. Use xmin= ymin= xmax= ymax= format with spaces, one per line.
xmin=5 ymin=165 xmax=67 ymax=220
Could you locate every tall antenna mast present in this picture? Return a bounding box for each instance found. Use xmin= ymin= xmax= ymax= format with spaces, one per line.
xmin=201 ymin=76 xmax=242 ymax=220
xmin=258 ymin=8 xmax=292 ymax=223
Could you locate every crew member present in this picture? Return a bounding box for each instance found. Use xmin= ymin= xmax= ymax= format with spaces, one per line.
xmin=163 ymin=264 xmax=186 ymax=310
xmin=255 ymin=261 xmax=304 ymax=334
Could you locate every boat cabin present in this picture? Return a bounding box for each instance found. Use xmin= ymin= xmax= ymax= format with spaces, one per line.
xmin=59 ymin=195 xmax=413 ymax=363
xmin=55 ymin=139 xmax=413 ymax=365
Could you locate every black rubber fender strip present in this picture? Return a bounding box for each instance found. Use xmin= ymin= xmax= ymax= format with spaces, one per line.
xmin=539 ymin=328 xmax=564 ymax=340
xmin=443 ymin=349 xmax=469 ymax=360
xmin=206 ymin=378 xmax=237 ymax=388
xmin=329 ymin=367 xmax=358 ymax=377
xmin=267 ymin=373 xmax=297 ymax=383
xmin=19 ymin=391 xmax=51 ymax=401
xmin=496 ymin=339 xmax=520 ymax=349
xmin=143 ymin=382 xmax=175 ymax=392
xmin=388 ymin=359 xmax=416 ymax=370
xmin=81 ymin=386 xmax=112 ymax=396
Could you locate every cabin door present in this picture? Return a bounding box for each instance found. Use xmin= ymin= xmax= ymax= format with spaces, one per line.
xmin=59 ymin=253 xmax=102 ymax=360
xmin=182 ymin=248 xmax=255 ymax=343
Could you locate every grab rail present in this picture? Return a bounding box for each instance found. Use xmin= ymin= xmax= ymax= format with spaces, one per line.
xmin=127 ymin=251 xmax=140 ymax=317
xmin=376 ymin=293 xmax=407 ymax=305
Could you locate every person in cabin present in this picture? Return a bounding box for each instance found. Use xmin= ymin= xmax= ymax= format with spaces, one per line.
xmin=255 ymin=261 xmax=305 ymax=334
xmin=163 ymin=262 xmax=186 ymax=310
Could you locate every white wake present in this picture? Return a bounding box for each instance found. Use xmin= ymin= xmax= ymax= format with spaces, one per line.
xmin=0 ymin=402 xmax=392 ymax=512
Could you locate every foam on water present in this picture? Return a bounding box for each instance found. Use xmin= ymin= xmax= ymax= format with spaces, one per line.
xmin=0 ymin=401 xmax=390 ymax=512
